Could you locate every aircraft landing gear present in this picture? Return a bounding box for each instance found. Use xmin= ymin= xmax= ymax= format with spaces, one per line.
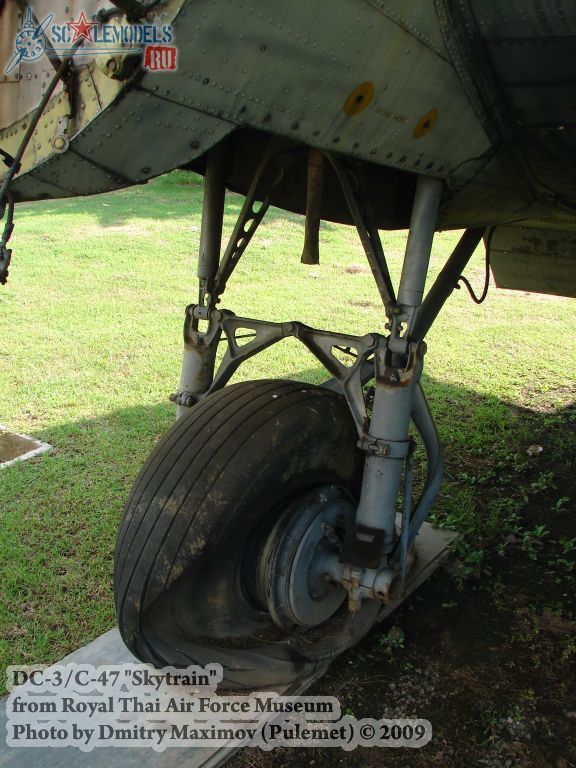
xmin=114 ymin=140 xmax=485 ymax=688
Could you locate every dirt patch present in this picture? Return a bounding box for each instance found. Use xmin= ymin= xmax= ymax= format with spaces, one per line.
xmin=351 ymin=299 xmax=378 ymax=309
xmin=345 ymin=263 xmax=371 ymax=274
xmin=520 ymin=385 xmax=576 ymax=413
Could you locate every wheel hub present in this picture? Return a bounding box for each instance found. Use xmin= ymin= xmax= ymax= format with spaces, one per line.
xmin=258 ymin=485 xmax=355 ymax=631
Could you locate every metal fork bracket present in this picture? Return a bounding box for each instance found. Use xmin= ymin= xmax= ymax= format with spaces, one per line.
xmin=179 ymin=304 xmax=382 ymax=434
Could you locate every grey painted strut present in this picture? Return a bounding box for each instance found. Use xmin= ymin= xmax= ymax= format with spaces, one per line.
xmin=412 ymin=227 xmax=485 ymax=342
xmin=175 ymin=148 xmax=227 ymax=419
xmin=353 ymin=175 xmax=443 ymax=551
xmin=196 ymin=144 xmax=228 ymax=302
xmin=354 ymin=358 xmax=423 ymax=550
xmin=398 ymin=177 xmax=443 ymax=310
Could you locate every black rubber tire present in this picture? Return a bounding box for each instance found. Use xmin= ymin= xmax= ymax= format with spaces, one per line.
xmin=114 ymin=379 xmax=377 ymax=689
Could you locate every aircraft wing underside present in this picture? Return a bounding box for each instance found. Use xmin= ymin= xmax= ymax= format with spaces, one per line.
xmin=0 ymin=0 xmax=575 ymax=295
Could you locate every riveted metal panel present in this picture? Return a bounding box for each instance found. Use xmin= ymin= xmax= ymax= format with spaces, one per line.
xmin=362 ymin=0 xmax=449 ymax=56
xmin=3 ymin=0 xmax=576 ymax=237
xmin=440 ymin=0 xmax=576 ymax=230
xmin=468 ymin=0 xmax=576 ymax=39
xmin=2 ymin=0 xmax=494 ymax=207
xmin=11 ymin=95 xmax=235 ymax=200
xmin=69 ymin=91 xmax=236 ymax=185
xmin=150 ymin=0 xmax=490 ymax=182
xmin=489 ymin=224 xmax=576 ymax=297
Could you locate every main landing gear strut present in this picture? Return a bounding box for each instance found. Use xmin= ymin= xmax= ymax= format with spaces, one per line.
xmin=113 ymin=140 xmax=485 ymax=689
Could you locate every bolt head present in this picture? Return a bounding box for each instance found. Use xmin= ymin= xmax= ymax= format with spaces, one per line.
xmin=53 ymin=137 xmax=67 ymax=152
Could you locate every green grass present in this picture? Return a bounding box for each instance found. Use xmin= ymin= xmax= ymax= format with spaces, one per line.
xmin=1 ymin=170 xmax=574 ymax=685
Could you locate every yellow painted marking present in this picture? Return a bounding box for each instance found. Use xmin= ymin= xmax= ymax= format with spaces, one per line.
xmin=343 ymin=82 xmax=375 ymax=116
xmin=413 ymin=109 xmax=438 ymax=139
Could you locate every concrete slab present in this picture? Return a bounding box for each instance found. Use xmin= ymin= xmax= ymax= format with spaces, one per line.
xmin=0 ymin=523 xmax=456 ymax=767
xmin=0 ymin=426 xmax=51 ymax=469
